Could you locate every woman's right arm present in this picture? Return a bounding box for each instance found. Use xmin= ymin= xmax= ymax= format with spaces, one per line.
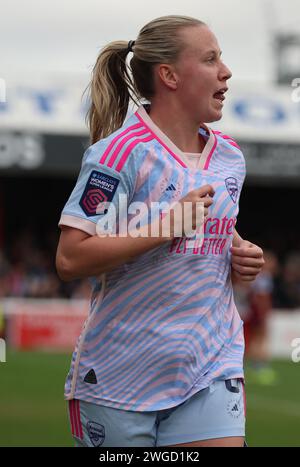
xmin=56 ymin=226 xmax=170 ymax=281
xmin=56 ymin=184 xmax=214 ymax=281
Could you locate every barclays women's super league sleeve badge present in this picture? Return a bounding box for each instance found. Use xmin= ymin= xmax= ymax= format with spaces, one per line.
xmin=80 ymin=171 xmax=120 ymax=217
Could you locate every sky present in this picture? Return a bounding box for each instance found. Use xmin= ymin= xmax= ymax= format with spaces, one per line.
xmin=0 ymin=0 xmax=300 ymax=84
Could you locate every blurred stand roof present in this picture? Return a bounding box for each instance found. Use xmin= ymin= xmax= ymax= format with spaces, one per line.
xmin=0 ymin=75 xmax=299 ymax=143
xmin=0 ymin=0 xmax=300 ymax=181
xmin=1 ymin=0 xmax=300 ymax=139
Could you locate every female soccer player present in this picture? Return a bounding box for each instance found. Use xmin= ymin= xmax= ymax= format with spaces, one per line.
xmin=56 ymin=15 xmax=264 ymax=447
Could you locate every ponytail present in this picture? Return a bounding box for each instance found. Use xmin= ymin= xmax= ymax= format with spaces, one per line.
xmin=86 ymin=41 xmax=138 ymax=144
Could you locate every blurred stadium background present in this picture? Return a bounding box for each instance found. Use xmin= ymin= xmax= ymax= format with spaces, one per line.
xmin=1 ymin=0 xmax=300 ymax=447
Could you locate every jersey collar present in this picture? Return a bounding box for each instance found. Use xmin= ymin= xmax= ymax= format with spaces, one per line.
xmin=134 ymin=105 xmax=217 ymax=170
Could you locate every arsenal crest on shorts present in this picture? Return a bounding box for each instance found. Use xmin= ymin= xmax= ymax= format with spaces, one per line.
xmin=225 ymin=177 xmax=238 ymax=204
xmin=87 ymin=421 xmax=105 ymax=447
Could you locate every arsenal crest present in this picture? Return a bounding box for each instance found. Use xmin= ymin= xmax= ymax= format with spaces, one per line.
xmin=87 ymin=421 xmax=105 ymax=447
xmin=225 ymin=177 xmax=238 ymax=204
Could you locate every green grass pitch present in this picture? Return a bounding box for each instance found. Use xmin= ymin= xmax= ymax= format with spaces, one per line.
xmin=0 ymin=350 xmax=299 ymax=446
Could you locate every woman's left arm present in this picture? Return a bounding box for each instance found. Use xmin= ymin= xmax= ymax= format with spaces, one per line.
xmin=231 ymin=229 xmax=265 ymax=283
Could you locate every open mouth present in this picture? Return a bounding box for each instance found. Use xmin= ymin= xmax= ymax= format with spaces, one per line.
xmin=213 ymin=88 xmax=228 ymax=103
xmin=213 ymin=92 xmax=225 ymax=102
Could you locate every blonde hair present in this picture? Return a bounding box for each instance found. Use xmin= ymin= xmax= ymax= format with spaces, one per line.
xmin=86 ymin=15 xmax=206 ymax=144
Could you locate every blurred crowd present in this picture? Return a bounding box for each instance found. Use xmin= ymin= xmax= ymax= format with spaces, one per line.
xmin=0 ymin=231 xmax=91 ymax=299
xmin=1 ymin=231 xmax=300 ymax=308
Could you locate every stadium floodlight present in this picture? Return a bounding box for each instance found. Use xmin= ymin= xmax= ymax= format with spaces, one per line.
xmin=275 ymin=34 xmax=300 ymax=85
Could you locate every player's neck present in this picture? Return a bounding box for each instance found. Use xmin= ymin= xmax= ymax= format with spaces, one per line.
xmin=148 ymin=99 xmax=206 ymax=154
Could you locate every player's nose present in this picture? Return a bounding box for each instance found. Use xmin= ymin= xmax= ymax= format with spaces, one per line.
xmin=219 ymin=62 xmax=232 ymax=81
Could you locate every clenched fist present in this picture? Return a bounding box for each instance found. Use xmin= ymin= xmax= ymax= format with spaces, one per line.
xmin=230 ymin=240 xmax=265 ymax=283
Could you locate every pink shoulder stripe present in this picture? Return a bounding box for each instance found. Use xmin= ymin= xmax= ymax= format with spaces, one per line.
xmin=221 ymin=135 xmax=241 ymax=148
xmin=212 ymin=130 xmax=240 ymax=149
xmin=99 ymin=123 xmax=143 ymax=165
xmin=107 ymin=128 xmax=149 ymax=168
xmin=115 ymin=135 xmax=154 ymax=172
xmin=136 ymin=112 xmax=187 ymax=168
xmin=228 ymin=141 xmax=241 ymax=149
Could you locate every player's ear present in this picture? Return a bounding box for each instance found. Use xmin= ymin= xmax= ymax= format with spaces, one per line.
xmin=156 ymin=63 xmax=178 ymax=91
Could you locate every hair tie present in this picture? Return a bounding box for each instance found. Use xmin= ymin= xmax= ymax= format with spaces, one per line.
xmin=127 ymin=40 xmax=135 ymax=52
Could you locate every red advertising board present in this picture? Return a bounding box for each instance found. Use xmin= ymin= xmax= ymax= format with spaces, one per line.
xmin=5 ymin=299 xmax=88 ymax=351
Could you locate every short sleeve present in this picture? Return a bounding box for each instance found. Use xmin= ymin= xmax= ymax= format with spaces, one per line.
xmin=58 ymin=145 xmax=134 ymax=236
